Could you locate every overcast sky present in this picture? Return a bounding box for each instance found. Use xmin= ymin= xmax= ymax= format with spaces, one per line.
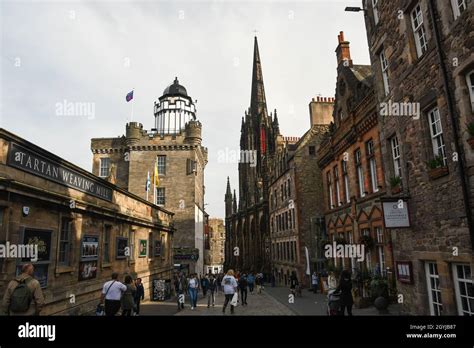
xmin=0 ymin=0 xmax=369 ymax=219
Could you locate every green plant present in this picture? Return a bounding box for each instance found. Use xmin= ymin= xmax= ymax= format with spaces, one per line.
xmin=467 ymin=122 xmax=474 ymax=137
xmin=389 ymin=176 xmax=401 ymax=188
xmin=370 ymin=275 xmax=389 ymax=299
xmin=426 ymin=155 xmax=445 ymax=170
xmin=359 ymin=235 xmax=375 ymax=250
xmin=335 ymin=237 xmax=347 ymax=245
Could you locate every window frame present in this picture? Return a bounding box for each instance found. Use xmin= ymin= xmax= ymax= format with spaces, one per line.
xmin=103 ymin=224 xmax=111 ymax=264
xmin=466 ymin=70 xmax=474 ymax=112
xmin=342 ymin=160 xmax=350 ymax=203
xmin=99 ymin=157 xmax=110 ymax=178
xmin=390 ymin=136 xmax=402 ymax=179
xmin=372 ymin=0 xmax=379 ymax=25
xmin=425 ymin=261 xmax=443 ymax=316
xmin=58 ymin=217 xmax=72 ymax=266
xmin=380 ymin=50 xmax=390 ymax=96
xmin=327 ymin=171 xmax=334 ymax=208
xmin=334 ymin=165 xmax=341 ymax=206
xmin=157 ymin=155 xmax=166 ymax=175
xmin=452 ymin=263 xmax=474 ymax=315
xmin=355 ymin=149 xmax=366 ymax=198
xmin=156 ymin=187 xmax=166 ymax=206
xmin=411 ymin=4 xmax=428 ymax=58
xmin=451 ymin=0 xmax=467 ymax=20
xmin=428 ymin=107 xmax=447 ymax=165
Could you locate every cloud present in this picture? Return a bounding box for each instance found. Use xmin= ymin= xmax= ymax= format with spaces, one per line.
xmin=0 ymin=0 xmax=369 ymax=219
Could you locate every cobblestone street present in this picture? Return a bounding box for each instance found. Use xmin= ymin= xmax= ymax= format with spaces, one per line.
xmin=140 ymin=288 xmax=294 ymax=316
xmin=139 ymin=286 xmax=402 ymax=316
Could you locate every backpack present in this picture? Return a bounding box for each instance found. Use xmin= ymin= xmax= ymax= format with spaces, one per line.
xmin=10 ymin=278 xmax=33 ymax=313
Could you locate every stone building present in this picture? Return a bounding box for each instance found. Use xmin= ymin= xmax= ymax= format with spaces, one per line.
xmin=362 ymin=0 xmax=473 ymax=315
xmin=269 ymin=99 xmax=331 ymax=287
xmin=204 ymin=218 xmax=225 ymax=274
xmin=224 ymin=37 xmax=281 ymax=274
xmin=317 ymin=32 xmax=394 ymax=290
xmin=0 ymin=128 xmax=174 ymax=315
xmin=91 ymin=78 xmax=208 ymax=275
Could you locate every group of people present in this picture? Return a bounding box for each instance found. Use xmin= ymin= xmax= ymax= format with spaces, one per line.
xmin=100 ymin=273 xmax=145 ymax=316
xmin=173 ymin=270 xmax=265 ymax=313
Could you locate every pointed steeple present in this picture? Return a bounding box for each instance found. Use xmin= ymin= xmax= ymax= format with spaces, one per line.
xmin=250 ymin=36 xmax=268 ymax=121
xmin=273 ymin=109 xmax=279 ymax=127
xmin=226 ymin=176 xmax=231 ymax=196
xmin=233 ymin=190 xmax=237 ymax=213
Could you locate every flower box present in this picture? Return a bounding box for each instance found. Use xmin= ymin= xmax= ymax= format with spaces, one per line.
xmin=391 ymin=185 xmax=401 ymax=194
xmin=428 ymin=166 xmax=448 ymax=180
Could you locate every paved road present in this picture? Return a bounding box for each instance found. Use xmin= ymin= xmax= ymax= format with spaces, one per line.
xmin=140 ymin=288 xmax=294 ymax=316
xmin=139 ymin=286 xmax=402 ymax=316
xmin=264 ymin=286 xmax=403 ymax=316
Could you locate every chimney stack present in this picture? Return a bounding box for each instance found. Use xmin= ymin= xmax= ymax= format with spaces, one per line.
xmin=336 ymin=31 xmax=353 ymax=68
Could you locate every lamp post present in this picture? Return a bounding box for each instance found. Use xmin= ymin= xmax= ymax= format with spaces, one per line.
xmin=344 ymin=6 xmax=367 ymax=13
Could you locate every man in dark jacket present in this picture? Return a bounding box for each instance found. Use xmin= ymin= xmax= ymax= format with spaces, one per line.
xmin=207 ymin=274 xmax=217 ymax=307
xmin=336 ymin=270 xmax=353 ymax=316
xmin=201 ymin=275 xmax=209 ymax=297
xmin=238 ymin=273 xmax=248 ymax=305
xmin=134 ymin=278 xmax=145 ymax=315
xmin=174 ymin=273 xmax=186 ymax=310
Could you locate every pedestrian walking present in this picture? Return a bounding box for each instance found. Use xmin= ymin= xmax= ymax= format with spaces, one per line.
xmin=328 ymin=271 xmax=337 ymax=290
xmin=207 ymin=274 xmax=217 ymax=308
xmin=238 ymin=273 xmax=248 ymax=305
xmin=255 ymin=273 xmax=263 ymax=294
xmin=101 ymin=272 xmax=127 ymax=316
xmin=221 ymin=269 xmax=238 ymax=314
xmin=2 ymin=263 xmax=45 ymax=316
xmin=271 ymin=273 xmax=276 ymax=287
xmin=174 ymin=273 xmax=186 ymax=310
xmin=134 ymin=278 xmax=145 ymax=315
xmin=247 ymin=272 xmax=255 ymax=294
xmin=311 ymin=272 xmax=319 ymax=294
xmin=201 ymin=274 xmax=209 ymax=297
xmin=188 ymin=273 xmax=199 ymax=310
xmin=289 ymin=271 xmax=299 ymax=297
xmin=121 ymin=275 xmax=136 ymax=316
xmin=336 ymin=270 xmax=353 ymax=316
xmin=217 ymin=273 xmax=224 ymax=293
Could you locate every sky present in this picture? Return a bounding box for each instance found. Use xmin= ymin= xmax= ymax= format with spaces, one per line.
xmin=0 ymin=0 xmax=370 ymax=219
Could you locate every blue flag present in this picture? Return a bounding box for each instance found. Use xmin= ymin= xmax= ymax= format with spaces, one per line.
xmin=126 ymin=90 xmax=134 ymax=102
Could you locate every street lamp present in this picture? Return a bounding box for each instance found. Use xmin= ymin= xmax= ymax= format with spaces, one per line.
xmin=344 ymin=6 xmax=367 ymax=13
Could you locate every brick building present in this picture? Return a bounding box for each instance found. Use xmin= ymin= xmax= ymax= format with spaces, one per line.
xmin=91 ymin=78 xmax=208 ymax=275
xmin=0 ymin=128 xmax=174 ymax=315
xmin=269 ymin=99 xmax=331 ymax=287
xmin=204 ymin=218 xmax=225 ymax=274
xmin=362 ymin=0 xmax=474 ymax=315
xmin=318 ymin=32 xmax=394 ymax=292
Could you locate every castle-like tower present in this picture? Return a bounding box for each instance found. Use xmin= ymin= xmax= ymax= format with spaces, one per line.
xmin=91 ymin=78 xmax=208 ymax=275
xmin=224 ymin=37 xmax=280 ymax=273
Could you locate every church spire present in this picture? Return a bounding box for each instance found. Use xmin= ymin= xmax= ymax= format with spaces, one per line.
xmin=250 ymin=36 xmax=268 ymax=120
xmin=226 ymin=176 xmax=231 ymax=196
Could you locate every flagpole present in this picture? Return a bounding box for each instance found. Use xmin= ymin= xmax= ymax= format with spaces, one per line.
xmin=130 ymin=88 xmax=134 ymax=122
xmin=153 ymin=158 xmax=157 ymax=205
xmin=146 ymin=171 xmax=149 ymax=202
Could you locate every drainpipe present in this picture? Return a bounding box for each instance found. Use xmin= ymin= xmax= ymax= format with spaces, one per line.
xmin=428 ymin=0 xmax=474 ymax=247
